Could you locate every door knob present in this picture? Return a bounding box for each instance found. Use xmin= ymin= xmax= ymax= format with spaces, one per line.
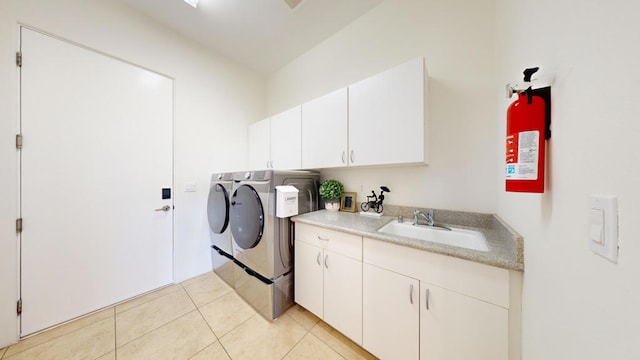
xmin=155 ymin=205 xmax=171 ymax=212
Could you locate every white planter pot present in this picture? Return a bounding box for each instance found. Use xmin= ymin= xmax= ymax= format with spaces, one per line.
xmin=324 ymin=199 xmax=341 ymax=211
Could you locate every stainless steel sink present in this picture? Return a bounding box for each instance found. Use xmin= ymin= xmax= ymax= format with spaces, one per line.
xmin=377 ymin=221 xmax=489 ymax=252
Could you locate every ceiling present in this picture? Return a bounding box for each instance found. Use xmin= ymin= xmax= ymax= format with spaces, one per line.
xmin=118 ymin=0 xmax=384 ymax=74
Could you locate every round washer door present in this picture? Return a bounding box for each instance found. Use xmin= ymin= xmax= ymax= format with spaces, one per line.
xmin=229 ymin=184 xmax=264 ymax=249
xmin=206 ymin=183 xmax=230 ymax=234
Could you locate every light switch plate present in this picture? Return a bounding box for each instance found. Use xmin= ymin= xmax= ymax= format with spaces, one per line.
xmin=589 ymin=195 xmax=618 ymax=263
xmin=184 ymin=182 xmax=197 ymax=192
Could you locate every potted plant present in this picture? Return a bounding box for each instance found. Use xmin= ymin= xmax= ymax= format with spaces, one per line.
xmin=319 ymin=179 xmax=344 ymax=211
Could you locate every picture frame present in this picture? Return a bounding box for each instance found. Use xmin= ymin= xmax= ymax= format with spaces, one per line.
xmin=340 ymin=192 xmax=357 ymax=212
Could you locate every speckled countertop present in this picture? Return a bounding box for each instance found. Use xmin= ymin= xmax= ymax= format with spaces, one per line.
xmin=292 ymin=206 xmax=524 ymax=272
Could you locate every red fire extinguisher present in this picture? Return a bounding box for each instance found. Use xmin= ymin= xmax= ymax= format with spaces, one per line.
xmin=505 ymin=68 xmax=549 ymax=193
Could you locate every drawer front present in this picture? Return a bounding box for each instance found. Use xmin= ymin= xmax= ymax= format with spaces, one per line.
xmin=363 ymin=237 xmax=509 ymax=308
xmin=296 ymin=223 xmax=362 ymax=260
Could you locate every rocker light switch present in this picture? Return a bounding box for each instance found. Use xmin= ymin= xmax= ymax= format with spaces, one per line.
xmin=589 ymin=195 xmax=618 ymax=263
xmin=589 ymin=208 xmax=604 ymax=245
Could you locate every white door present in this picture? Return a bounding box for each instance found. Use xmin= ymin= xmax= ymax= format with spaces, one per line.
xmin=301 ymin=88 xmax=348 ymax=169
xmin=293 ymin=240 xmax=323 ymax=317
xmin=420 ymin=282 xmax=509 ymax=360
xmin=362 ymin=263 xmax=419 ymax=360
xmin=270 ymin=105 xmax=301 ymax=170
xmin=348 ymin=57 xmax=426 ymax=167
xmin=248 ymin=118 xmax=270 ymax=170
xmin=323 ymin=249 xmax=362 ymax=345
xmin=20 ymin=28 xmax=174 ymax=336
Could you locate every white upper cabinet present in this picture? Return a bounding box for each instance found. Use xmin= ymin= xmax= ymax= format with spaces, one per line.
xmin=248 ymin=117 xmax=270 ymax=170
xmin=248 ymin=105 xmax=302 ymax=170
xmin=251 ymin=57 xmax=427 ymax=170
xmin=301 ymin=88 xmax=348 ymax=168
xmin=348 ymin=57 xmax=428 ymax=167
xmin=270 ymin=105 xmax=302 ymax=170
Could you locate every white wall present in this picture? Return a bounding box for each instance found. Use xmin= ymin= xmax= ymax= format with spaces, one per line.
xmin=0 ymin=0 xmax=264 ymax=347
xmin=270 ymin=0 xmax=640 ymax=358
xmin=266 ymin=0 xmax=499 ymax=213
xmin=497 ymin=0 xmax=640 ymax=358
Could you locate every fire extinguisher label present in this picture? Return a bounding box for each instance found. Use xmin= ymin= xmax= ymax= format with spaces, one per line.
xmin=505 ymin=130 xmax=539 ymax=180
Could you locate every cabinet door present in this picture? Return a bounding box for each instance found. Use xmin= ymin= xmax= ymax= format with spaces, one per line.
xmin=323 ymin=249 xmax=362 ymax=345
xmin=248 ymin=118 xmax=270 ymax=170
xmin=270 ymin=106 xmax=301 ymax=170
xmin=294 ymin=241 xmax=324 ymax=317
xmin=301 ymin=88 xmax=348 ymax=168
xmin=363 ymin=263 xmax=419 ymax=360
xmin=420 ymin=282 xmax=509 ymax=360
xmin=348 ymin=57 xmax=427 ymax=167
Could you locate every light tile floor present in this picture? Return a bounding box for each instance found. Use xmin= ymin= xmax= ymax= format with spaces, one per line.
xmin=0 ymin=272 xmax=376 ymax=360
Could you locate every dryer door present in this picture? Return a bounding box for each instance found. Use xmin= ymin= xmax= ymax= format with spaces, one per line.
xmin=207 ymin=183 xmax=230 ymax=234
xmin=230 ymin=184 xmax=264 ymax=249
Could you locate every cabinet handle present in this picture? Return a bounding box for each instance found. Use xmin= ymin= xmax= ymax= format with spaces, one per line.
xmin=350 ymin=150 xmax=355 ymax=163
xmin=409 ymin=284 xmax=414 ymax=304
xmin=324 ymin=254 xmax=329 ymax=269
xmin=341 ymin=151 xmax=346 ymax=164
xmin=270 ymin=160 xmax=274 ymax=168
xmin=266 ymin=160 xmax=270 ymax=168
xmin=316 ymin=252 xmax=321 ymax=266
xmin=317 ymin=236 xmax=329 ymax=241
xmin=425 ymin=288 xmax=430 ymax=310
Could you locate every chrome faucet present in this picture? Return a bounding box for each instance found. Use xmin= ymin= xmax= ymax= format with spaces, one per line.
xmin=413 ymin=209 xmax=434 ymax=227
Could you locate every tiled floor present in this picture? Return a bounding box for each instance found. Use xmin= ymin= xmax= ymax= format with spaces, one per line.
xmin=0 ymin=272 xmax=376 ymax=360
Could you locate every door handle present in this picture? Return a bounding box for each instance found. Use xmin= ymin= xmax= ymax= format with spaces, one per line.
xmin=425 ymin=288 xmax=430 ymax=310
xmin=155 ymin=205 xmax=171 ymax=212
xmin=409 ymin=284 xmax=414 ymax=305
xmin=424 ymin=289 xmax=429 ymax=310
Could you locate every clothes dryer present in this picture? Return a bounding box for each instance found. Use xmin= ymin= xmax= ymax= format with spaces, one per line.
xmin=229 ymin=170 xmax=319 ymax=319
xmin=206 ymin=172 xmax=235 ymax=287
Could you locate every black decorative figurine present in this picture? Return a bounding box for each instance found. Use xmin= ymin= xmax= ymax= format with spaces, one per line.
xmin=361 ymin=186 xmax=390 ymax=213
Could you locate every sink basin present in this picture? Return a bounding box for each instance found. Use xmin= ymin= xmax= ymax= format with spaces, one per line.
xmin=377 ymin=222 xmax=489 ymax=252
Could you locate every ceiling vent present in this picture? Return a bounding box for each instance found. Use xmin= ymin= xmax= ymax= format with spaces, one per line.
xmin=284 ymin=0 xmax=303 ymax=9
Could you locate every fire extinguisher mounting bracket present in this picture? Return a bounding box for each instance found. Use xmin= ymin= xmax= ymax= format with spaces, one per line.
xmin=506 ymin=67 xmax=552 ymax=140
xmin=522 ymin=67 xmax=539 ymax=82
xmin=530 ymin=86 xmax=551 ymax=140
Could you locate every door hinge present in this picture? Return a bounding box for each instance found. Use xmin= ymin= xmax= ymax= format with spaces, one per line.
xmin=16 ymin=51 xmax=22 ymax=67
xmin=17 ymin=299 xmax=22 ymax=315
xmin=16 ymin=218 xmax=23 ymax=233
xmin=16 ymin=134 xmax=23 ymax=149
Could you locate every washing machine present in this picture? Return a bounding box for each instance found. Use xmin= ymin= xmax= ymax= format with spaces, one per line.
xmin=206 ymin=172 xmax=236 ymax=287
xmin=229 ymin=170 xmax=319 ymax=319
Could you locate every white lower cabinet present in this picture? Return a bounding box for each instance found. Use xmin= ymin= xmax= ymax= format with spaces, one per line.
xmin=363 ymin=263 xmax=419 ymax=360
xmin=294 ymin=240 xmax=324 ymax=317
xmin=362 ymin=237 xmax=519 ymax=360
xmin=420 ymin=282 xmax=509 ymax=360
xmin=294 ymin=223 xmax=362 ymax=345
xmin=294 ymin=227 xmax=520 ymax=360
xmin=323 ymin=249 xmax=362 ymax=343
